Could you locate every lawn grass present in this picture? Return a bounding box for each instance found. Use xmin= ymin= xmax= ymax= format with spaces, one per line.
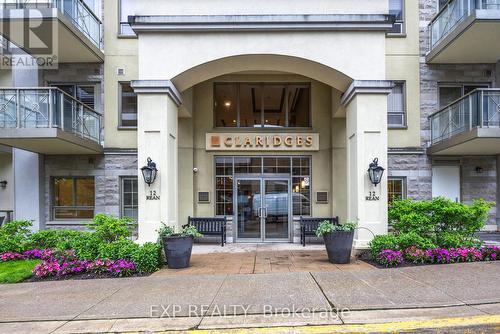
xmin=0 ymin=260 xmax=41 ymax=284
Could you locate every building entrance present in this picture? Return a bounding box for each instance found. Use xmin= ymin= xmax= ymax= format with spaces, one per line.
xmin=235 ymin=177 xmax=291 ymax=242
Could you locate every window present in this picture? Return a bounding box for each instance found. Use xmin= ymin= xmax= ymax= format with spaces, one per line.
xmin=388 ymin=177 xmax=406 ymax=205
xmin=214 ymin=156 xmax=312 ymax=216
xmin=119 ymin=0 xmax=137 ymax=36
xmin=121 ymin=177 xmax=138 ymax=221
xmin=438 ymin=84 xmax=490 ymax=109
xmin=388 ymin=0 xmax=405 ymax=35
xmin=52 ymin=177 xmax=95 ymax=220
xmin=291 ymin=157 xmax=311 ymax=216
xmin=387 ymin=81 xmax=406 ymax=127
xmin=119 ymin=82 xmax=138 ymax=127
xmin=214 ymin=83 xmax=310 ymax=128
xmin=55 ymin=84 xmax=97 ymax=110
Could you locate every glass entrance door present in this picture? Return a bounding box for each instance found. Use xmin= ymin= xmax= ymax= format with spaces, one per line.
xmin=236 ymin=178 xmax=290 ymax=241
xmin=263 ymin=179 xmax=289 ymax=240
xmin=236 ymin=179 xmax=262 ymax=239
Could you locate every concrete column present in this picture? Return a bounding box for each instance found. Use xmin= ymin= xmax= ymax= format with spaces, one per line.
xmin=341 ymin=81 xmax=392 ymax=248
xmin=13 ymin=149 xmax=44 ymax=231
xmin=131 ymin=80 xmax=183 ymax=243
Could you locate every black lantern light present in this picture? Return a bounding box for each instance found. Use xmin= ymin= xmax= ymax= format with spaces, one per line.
xmin=141 ymin=157 xmax=158 ymax=186
xmin=368 ymin=158 xmax=385 ymax=187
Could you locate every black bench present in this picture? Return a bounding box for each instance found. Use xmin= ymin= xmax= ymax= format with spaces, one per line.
xmin=185 ymin=216 xmax=227 ymax=246
xmin=299 ymin=216 xmax=339 ymax=247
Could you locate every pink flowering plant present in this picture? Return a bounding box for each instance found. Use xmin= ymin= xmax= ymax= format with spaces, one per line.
xmin=31 ymin=250 xmax=137 ymax=278
xmin=376 ymin=249 xmax=403 ymax=267
xmin=481 ymin=246 xmax=500 ymax=261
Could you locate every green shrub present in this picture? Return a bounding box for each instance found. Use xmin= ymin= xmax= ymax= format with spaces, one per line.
xmin=396 ymin=232 xmax=436 ymax=251
xmin=369 ymin=235 xmax=399 ymax=258
xmin=389 ymin=198 xmax=494 ymax=237
xmin=132 ymin=242 xmax=162 ymax=273
xmin=27 ymin=229 xmax=83 ymax=250
xmin=0 ymin=220 xmax=32 ymax=253
xmin=437 ymin=232 xmax=483 ymax=249
xmin=71 ymin=232 xmax=103 ymax=260
xmin=98 ymin=238 xmax=138 ymax=260
xmin=88 ymin=214 xmax=134 ymax=243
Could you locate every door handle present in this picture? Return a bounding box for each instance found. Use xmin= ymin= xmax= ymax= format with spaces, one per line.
xmin=258 ymin=207 xmax=264 ymax=218
xmin=263 ymin=207 xmax=268 ymax=219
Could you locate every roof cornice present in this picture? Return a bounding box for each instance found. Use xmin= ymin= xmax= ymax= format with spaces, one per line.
xmin=129 ymin=14 xmax=395 ymax=33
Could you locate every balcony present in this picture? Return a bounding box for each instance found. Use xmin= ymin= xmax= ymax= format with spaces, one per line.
xmin=427 ymin=0 xmax=500 ymax=63
xmin=0 ymin=0 xmax=103 ymax=62
xmin=0 ymin=88 xmax=102 ymax=154
xmin=429 ymin=89 xmax=500 ymax=155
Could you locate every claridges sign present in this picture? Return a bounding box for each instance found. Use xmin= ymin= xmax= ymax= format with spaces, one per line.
xmin=206 ymin=133 xmax=319 ymax=151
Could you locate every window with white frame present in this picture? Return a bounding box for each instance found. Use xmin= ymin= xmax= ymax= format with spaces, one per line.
xmin=388 ymin=81 xmax=406 ymax=127
xmin=121 ymin=177 xmax=138 ymax=221
xmin=388 ymin=0 xmax=405 ymax=35
xmin=388 ymin=177 xmax=406 ymax=205
xmin=119 ymin=0 xmax=137 ymax=36
xmin=119 ymin=82 xmax=137 ymax=127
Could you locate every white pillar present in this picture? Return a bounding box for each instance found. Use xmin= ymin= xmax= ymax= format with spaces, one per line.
xmin=131 ymin=80 xmax=182 ymax=243
xmin=13 ymin=149 xmax=44 ymax=231
xmin=341 ymin=81 xmax=392 ymax=248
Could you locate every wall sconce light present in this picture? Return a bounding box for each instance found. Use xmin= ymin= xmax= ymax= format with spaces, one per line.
xmin=141 ymin=157 xmax=158 ymax=187
xmin=0 ymin=181 xmax=6 ymax=189
xmin=368 ymin=158 xmax=385 ymax=187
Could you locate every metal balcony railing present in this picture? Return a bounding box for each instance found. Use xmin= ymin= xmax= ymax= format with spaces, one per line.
xmin=430 ymin=89 xmax=500 ymax=145
xmin=0 ymin=0 xmax=102 ymax=49
xmin=429 ymin=0 xmax=500 ymax=49
xmin=0 ymin=87 xmax=102 ymax=144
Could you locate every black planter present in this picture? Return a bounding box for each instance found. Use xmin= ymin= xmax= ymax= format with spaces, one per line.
xmin=323 ymin=231 xmax=354 ymax=264
xmin=162 ymin=235 xmax=194 ymax=269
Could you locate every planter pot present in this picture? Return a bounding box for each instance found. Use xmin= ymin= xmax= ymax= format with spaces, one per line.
xmin=162 ymin=235 xmax=194 ymax=269
xmin=323 ymin=231 xmax=354 ymax=264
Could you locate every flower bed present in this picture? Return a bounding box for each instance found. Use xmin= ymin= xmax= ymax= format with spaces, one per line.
xmin=1 ymin=249 xmax=139 ymax=280
xmin=376 ymin=245 xmax=500 ymax=268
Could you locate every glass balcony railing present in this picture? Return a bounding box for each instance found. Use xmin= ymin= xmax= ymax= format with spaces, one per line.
xmin=430 ymin=89 xmax=500 ymax=145
xmin=0 ymin=0 xmax=102 ymax=49
xmin=0 ymin=87 xmax=102 ymax=144
xmin=430 ymin=0 xmax=500 ymax=49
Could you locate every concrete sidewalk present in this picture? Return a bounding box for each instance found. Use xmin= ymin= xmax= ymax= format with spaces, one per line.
xmin=0 ymin=262 xmax=499 ymax=333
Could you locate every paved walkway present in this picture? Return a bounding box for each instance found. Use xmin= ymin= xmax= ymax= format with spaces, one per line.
xmin=155 ymin=245 xmax=373 ymax=275
xmin=0 ymin=261 xmax=499 ymax=333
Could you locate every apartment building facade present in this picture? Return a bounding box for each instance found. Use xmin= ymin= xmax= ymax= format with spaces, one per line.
xmin=0 ymin=0 xmax=498 ymax=247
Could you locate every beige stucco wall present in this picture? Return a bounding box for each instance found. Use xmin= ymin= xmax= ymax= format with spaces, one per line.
xmin=386 ymin=0 xmax=421 ymax=148
xmin=103 ymin=0 xmax=138 ymax=149
xmin=181 ymin=75 xmax=340 ymax=225
xmin=0 ymin=153 xmax=13 ymax=211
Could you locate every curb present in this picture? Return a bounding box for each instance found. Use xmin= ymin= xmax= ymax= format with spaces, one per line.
xmin=159 ymin=315 xmax=500 ymax=333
